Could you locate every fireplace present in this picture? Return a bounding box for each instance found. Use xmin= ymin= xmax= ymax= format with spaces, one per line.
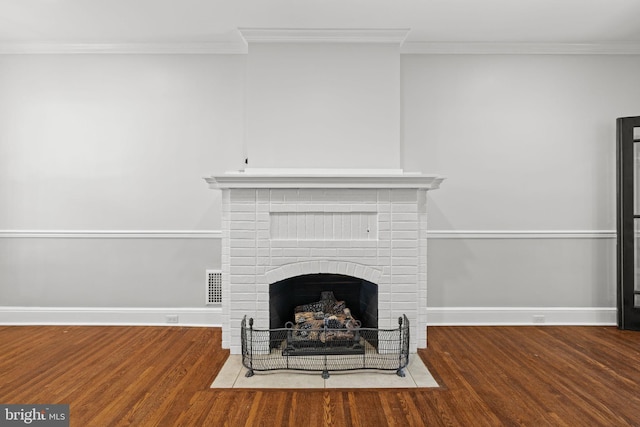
xmin=269 ymin=273 xmax=378 ymax=331
xmin=206 ymin=169 xmax=444 ymax=354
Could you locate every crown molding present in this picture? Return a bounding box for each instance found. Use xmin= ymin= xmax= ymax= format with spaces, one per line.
xmin=0 ymin=42 xmax=247 ymax=55
xmin=238 ymin=28 xmax=411 ymax=45
xmin=401 ymin=42 xmax=640 ymax=55
xmin=3 ymin=40 xmax=639 ymax=55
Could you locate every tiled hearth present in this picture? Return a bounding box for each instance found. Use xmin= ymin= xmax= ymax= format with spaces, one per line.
xmin=206 ymin=169 xmax=444 ymax=354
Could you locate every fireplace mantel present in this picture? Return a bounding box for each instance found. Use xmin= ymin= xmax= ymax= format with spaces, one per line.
xmin=205 ymin=168 xmax=445 ymax=189
xmin=207 ymin=167 xmax=443 ymax=354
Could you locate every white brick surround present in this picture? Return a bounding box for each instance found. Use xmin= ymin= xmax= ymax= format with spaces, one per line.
xmin=206 ymin=169 xmax=444 ymax=354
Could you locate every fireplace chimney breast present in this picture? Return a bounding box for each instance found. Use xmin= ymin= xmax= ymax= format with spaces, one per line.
xmin=240 ymin=28 xmax=409 ymax=170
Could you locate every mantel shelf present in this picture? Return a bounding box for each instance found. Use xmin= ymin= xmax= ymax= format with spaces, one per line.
xmin=205 ymin=169 xmax=445 ymax=190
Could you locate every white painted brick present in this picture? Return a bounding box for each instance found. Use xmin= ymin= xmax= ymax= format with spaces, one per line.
xmin=377 ymin=189 xmax=390 ymax=201
xmin=391 ymin=203 xmax=417 ymax=213
xmin=392 ymin=221 xmax=418 ymax=231
xmin=230 ymin=239 xmax=256 ymax=248
xmin=392 ymin=302 xmax=418 ymax=311
xmin=270 ymin=240 xmax=299 ymax=248
xmin=378 ymin=301 xmax=391 ymax=311
xmin=347 ymin=257 xmax=377 ymax=267
xmin=287 ymin=213 xmax=297 ymax=238
xmin=269 ymin=204 xmax=293 ymax=212
xmin=377 ymin=204 xmax=390 ymax=212
xmin=323 ymin=204 xmax=348 ymax=212
xmin=371 ymin=269 xmax=382 ymax=283
xmin=230 ymin=203 xmax=256 ymax=212
xmin=256 ymin=189 xmax=270 ymax=201
xmin=282 ymin=190 xmax=301 ymax=202
xmin=337 ymin=262 xmax=348 ymax=275
xmin=230 ymin=189 xmax=256 ymax=203
xmin=389 ymin=284 xmax=417 ymax=294
xmin=392 ymin=266 xmax=418 ymax=275
xmin=350 ymin=240 xmax=378 ymax=248
xmin=393 ymin=257 xmax=419 ymax=266
xmin=232 ymin=212 xmax=256 ymax=221
xmin=390 ymin=240 xmax=418 ymax=248
xmin=264 ymin=269 xmax=282 ymax=284
xmin=269 ymin=248 xmax=283 ymax=257
xmin=392 ymin=248 xmax=418 ymax=257
xmin=295 ymin=189 xmax=314 ymax=202
xmin=390 ymin=189 xmax=418 ymax=203
xmin=283 ymin=248 xmax=310 ymax=257
xmin=392 ymin=230 xmax=417 ymax=240
xmin=309 ymin=260 xmax=321 ymax=274
xmin=231 ymin=257 xmax=257 ymax=266
xmin=393 ymin=293 xmax=419 ymax=302
xmin=230 ymin=220 xmax=255 ymax=230
xmin=311 ymin=248 xmax=337 ymax=257
xmin=256 ymin=203 xmax=270 ymax=212
xmin=347 ymin=189 xmax=378 ymax=202
xmin=232 ymin=301 xmax=258 ymax=311
xmin=322 ymin=240 xmax=351 ymax=248
xmin=314 ymin=213 xmax=324 ymax=237
xmin=337 ymin=248 xmax=377 ymax=258
xmin=350 ymin=204 xmax=378 ymax=212
xmin=230 ymin=230 xmax=255 ymax=239
xmin=296 ymin=204 xmax=318 ymax=212
xmin=378 ymin=231 xmax=391 ymax=240
xmin=231 ymin=284 xmax=258 ymax=294
xmin=230 ymin=266 xmax=256 ymax=275
xmin=230 ymin=275 xmax=255 ymax=284
xmin=392 ymin=212 xmax=418 ymax=221
xmin=271 ymin=257 xmax=299 ymax=265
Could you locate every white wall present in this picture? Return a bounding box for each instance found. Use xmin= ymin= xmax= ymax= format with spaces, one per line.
xmin=246 ymin=43 xmax=401 ymax=169
xmin=0 ymin=54 xmax=243 ymax=314
xmin=2 ymin=52 xmax=637 ymax=325
xmin=403 ymin=54 xmax=640 ymax=317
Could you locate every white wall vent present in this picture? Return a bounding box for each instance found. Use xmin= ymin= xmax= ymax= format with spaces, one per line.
xmin=206 ymin=270 xmax=222 ymax=305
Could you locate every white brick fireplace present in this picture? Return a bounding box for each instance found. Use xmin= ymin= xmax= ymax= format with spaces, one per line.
xmin=205 ymin=29 xmax=443 ymax=354
xmin=206 ymin=169 xmax=444 ymax=354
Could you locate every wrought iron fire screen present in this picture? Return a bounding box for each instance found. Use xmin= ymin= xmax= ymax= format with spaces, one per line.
xmin=240 ymin=314 xmax=410 ymax=378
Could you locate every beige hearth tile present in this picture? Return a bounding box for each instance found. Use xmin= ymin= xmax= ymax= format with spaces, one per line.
xmin=324 ymin=370 xmax=415 ymax=388
xmin=406 ymin=356 xmax=440 ymax=388
xmin=210 ymin=355 xmax=243 ymax=388
xmin=210 ymin=355 xmax=439 ymax=389
xmin=233 ymin=367 xmax=326 ymax=389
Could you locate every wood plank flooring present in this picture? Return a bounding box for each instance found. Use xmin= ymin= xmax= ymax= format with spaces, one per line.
xmin=1 ymin=325 xmax=639 ymax=426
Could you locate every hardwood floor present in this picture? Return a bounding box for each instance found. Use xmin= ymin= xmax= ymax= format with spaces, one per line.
xmin=1 ymin=325 xmax=639 ymax=426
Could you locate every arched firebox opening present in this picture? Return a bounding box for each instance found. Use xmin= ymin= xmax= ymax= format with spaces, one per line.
xmin=269 ymin=273 xmax=378 ymax=331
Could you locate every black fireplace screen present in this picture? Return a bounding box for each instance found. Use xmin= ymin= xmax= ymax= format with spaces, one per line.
xmin=240 ymin=313 xmax=410 ymax=378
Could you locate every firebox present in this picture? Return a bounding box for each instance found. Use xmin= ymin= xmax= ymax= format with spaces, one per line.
xmin=269 ymin=273 xmax=378 ymax=331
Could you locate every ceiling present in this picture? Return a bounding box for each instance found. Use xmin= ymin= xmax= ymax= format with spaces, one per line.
xmin=1 ymin=0 xmax=640 ymax=46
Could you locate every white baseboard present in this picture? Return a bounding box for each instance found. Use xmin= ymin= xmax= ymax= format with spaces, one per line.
xmin=0 ymin=307 xmax=223 ymax=327
xmin=426 ymin=307 xmax=617 ymax=326
xmin=0 ymin=306 xmax=616 ymax=327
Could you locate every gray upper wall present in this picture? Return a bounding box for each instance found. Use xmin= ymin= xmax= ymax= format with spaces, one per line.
xmin=1 ymin=53 xmax=638 ymax=309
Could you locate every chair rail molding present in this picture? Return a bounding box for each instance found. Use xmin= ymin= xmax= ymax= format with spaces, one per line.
xmin=0 ymin=230 xmax=222 ymax=239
